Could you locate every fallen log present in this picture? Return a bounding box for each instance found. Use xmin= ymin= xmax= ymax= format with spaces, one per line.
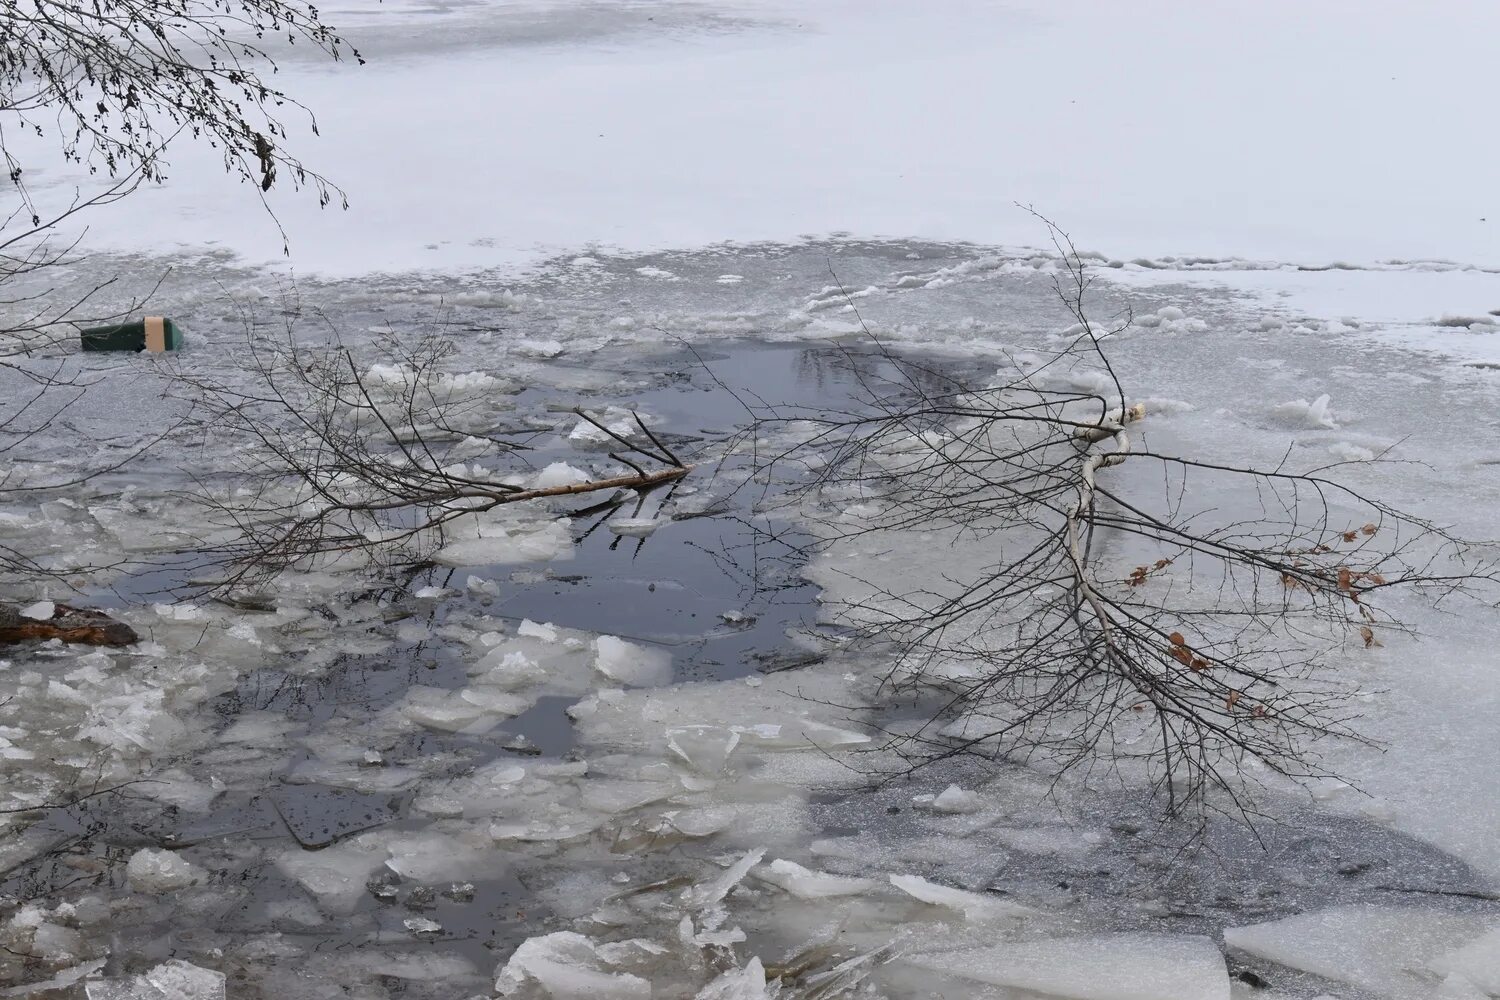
xmin=0 ymin=602 xmax=139 ymax=647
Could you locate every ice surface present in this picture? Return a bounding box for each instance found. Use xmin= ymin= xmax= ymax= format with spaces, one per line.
xmin=908 ymin=933 xmax=1230 ymax=1000
xmin=44 ymin=4 xmax=1500 ymax=273
xmin=18 ymin=601 xmax=54 ymax=621
xmin=124 ymin=849 xmax=207 ymax=893
xmin=1430 ymin=927 xmax=1500 ymax=994
xmin=1224 ymin=906 xmax=1492 ymax=1000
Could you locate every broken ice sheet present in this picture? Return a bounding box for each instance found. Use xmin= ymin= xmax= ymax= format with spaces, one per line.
xmin=269 ymin=783 xmax=401 ymax=849
xmin=755 ymin=859 xmax=878 ymax=899
xmin=84 ymin=959 xmax=226 ymax=1000
xmin=2 ymin=959 xmax=105 ymax=997
xmin=594 ymin=635 xmax=673 ymax=687
xmin=889 ymin=874 xmax=1033 ymax=923
xmin=905 ymin=932 xmax=1230 ymax=1000
xmin=495 ymin=931 xmax=650 ymax=1000
xmin=1223 ymin=905 xmax=1492 ymax=1000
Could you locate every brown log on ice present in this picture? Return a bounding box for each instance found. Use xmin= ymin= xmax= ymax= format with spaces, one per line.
xmin=0 ymin=603 xmax=139 ymax=647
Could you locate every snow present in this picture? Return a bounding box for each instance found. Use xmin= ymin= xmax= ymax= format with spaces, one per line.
xmin=907 ymin=933 xmax=1231 ymax=1000
xmin=22 ymin=3 xmax=1500 ymax=275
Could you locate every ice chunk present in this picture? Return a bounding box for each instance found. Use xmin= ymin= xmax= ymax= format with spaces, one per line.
xmin=84 ymin=960 xmax=226 ymax=1000
xmin=518 ymin=619 xmax=560 ymax=642
xmin=1224 ymin=906 xmax=1490 ymax=1000
xmin=607 ymin=518 xmax=662 ymax=538
xmin=908 ymin=933 xmax=1230 ymax=1000
xmin=532 ymin=463 xmax=591 ymax=489
xmin=275 ymin=836 xmax=388 ymax=913
xmin=398 ymin=685 xmax=524 ymax=732
xmin=433 ymin=512 xmax=573 ymax=567
xmin=495 ymin=932 xmax=650 ymax=1000
xmin=477 ymin=648 xmax=548 ymax=690
xmin=687 ymin=848 xmax=765 ymax=909
xmin=594 ymin=635 xmax=672 ymax=687
xmin=733 ymin=719 xmax=870 ymax=751
xmin=404 ymin=916 xmax=443 ymax=938
xmin=756 ymin=859 xmax=878 ymax=899
xmin=666 ymin=725 xmax=741 ymax=774
xmin=125 ymin=848 xmax=207 ymax=893
xmin=1272 ymin=393 xmax=1338 ymax=429
xmin=18 ymin=601 xmax=54 ymax=621
xmin=694 ymin=959 xmax=773 ymax=1000
xmin=931 ymin=784 xmax=984 ymax=814
xmin=1430 ymin=926 xmax=1500 ymax=993
xmin=3 ymin=959 xmax=106 ymax=997
xmin=889 ymin=874 xmax=1031 ymax=922
xmin=384 ymin=832 xmax=501 ymax=884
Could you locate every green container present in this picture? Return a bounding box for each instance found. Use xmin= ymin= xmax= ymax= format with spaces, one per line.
xmin=80 ymin=316 xmax=183 ymax=353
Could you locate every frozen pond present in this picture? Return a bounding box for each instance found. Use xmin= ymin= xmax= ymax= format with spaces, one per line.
xmin=1 ymin=238 xmax=1499 ymax=999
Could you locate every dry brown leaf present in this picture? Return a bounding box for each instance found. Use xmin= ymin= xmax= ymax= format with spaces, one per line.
xmin=1361 ymin=522 xmax=1378 ymax=536
xmin=1225 ymin=690 xmax=1242 ymax=712
xmin=1359 ymin=626 xmax=1383 ymax=649
xmin=1337 ymin=567 xmax=1353 ymax=592
xmin=1342 ymin=530 xmax=1358 ymax=543
xmin=1168 ymin=631 xmax=1185 ymax=646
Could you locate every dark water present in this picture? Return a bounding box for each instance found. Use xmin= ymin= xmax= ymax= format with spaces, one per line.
xmin=0 ymin=339 xmax=953 ymax=995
